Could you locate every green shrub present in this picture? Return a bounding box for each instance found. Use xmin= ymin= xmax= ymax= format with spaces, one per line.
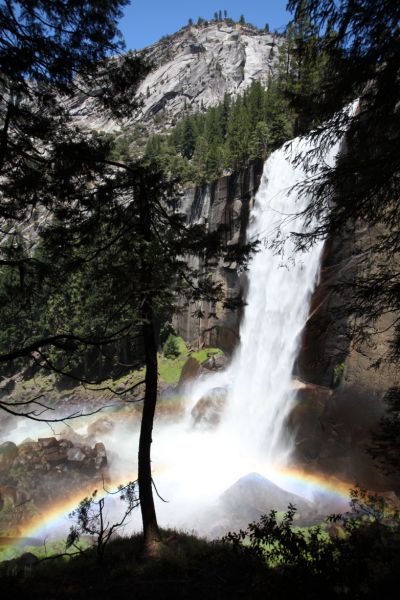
xmin=333 ymin=361 xmax=345 ymax=387
xmin=162 ymin=335 xmax=181 ymax=358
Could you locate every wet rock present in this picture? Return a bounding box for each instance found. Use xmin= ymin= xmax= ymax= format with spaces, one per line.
xmin=288 ymin=384 xmax=332 ymax=461
xmin=66 ymin=447 xmax=86 ymax=463
xmin=201 ymin=354 xmax=228 ymax=371
xmin=94 ymin=442 xmax=106 ymax=457
xmin=191 ymin=388 xmax=226 ymax=428
xmin=87 ymin=417 xmax=114 ymax=438
xmin=38 ymin=437 xmax=59 ymax=449
xmin=58 ymin=439 xmax=73 ymax=449
xmin=42 ymin=447 xmax=68 ymax=465
xmin=0 ymin=441 xmax=18 ymax=470
xmin=94 ymin=443 xmax=107 ymax=468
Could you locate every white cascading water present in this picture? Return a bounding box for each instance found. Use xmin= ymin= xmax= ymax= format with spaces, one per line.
xmin=145 ymin=132 xmax=345 ymax=532
xmin=185 ymin=134 xmax=340 ymax=467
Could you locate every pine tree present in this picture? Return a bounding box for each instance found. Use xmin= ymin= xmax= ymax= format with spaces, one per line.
xmin=0 ymin=0 xmax=255 ymax=560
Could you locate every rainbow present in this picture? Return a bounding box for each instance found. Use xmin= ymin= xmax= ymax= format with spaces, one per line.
xmin=269 ymin=466 xmax=352 ymax=503
xmin=1 ymin=465 xmax=353 ymax=553
xmin=1 ymin=470 xmax=139 ymax=553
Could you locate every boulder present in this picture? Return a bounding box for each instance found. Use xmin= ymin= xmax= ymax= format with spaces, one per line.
xmin=42 ymin=447 xmax=67 ymax=465
xmin=0 ymin=441 xmax=18 ymax=470
xmin=191 ymin=387 xmax=226 ymax=428
xmin=87 ymin=416 xmax=114 ymax=438
xmin=201 ymin=354 xmax=228 ymax=371
xmin=66 ymin=447 xmax=86 ymax=463
xmin=38 ymin=437 xmax=59 ymax=449
xmin=58 ymin=439 xmax=73 ymax=449
xmin=94 ymin=442 xmax=107 ymax=468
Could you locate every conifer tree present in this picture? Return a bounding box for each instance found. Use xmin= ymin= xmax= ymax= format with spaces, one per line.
xmin=0 ymin=0 xmax=255 ymax=559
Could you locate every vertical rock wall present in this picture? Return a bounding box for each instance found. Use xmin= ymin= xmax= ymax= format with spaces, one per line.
xmin=174 ymin=160 xmax=263 ymax=353
xmin=294 ymin=222 xmax=399 ymax=489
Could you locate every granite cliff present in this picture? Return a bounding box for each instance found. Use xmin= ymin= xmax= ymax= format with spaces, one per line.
xmin=69 ymin=21 xmax=282 ymax=136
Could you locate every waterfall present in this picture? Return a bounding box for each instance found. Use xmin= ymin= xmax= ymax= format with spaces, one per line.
xmin=142 ymin=132 xmax=346 ymax=532
xmin=184 ymin=133 xmax=341 ymax=469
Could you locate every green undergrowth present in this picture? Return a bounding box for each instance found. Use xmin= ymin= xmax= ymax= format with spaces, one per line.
xmin=158 ymin=336 xmax=223 ymax=384
xmin=1 ymin=512 xmax=400 ymax=600
xmin=5 ymin=338 xmax=223 ymax=407
xmin=0 ymin=539 xmax=89 ymax=563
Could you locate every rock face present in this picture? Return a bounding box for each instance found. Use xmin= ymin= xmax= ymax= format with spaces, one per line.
xmin=175 ymin=160 xmax=264 ymax=352
xmin=191 ymin=387 xmax=227 ymax=428
xmin=294 ymin=222 xmax=400 ymax=490
xmin=70 ymin=22 xmax=282 ymax=134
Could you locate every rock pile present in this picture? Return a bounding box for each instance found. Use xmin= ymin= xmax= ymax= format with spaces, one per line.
xmin=0 ymin=437 xmax=108 ymax=512
xmin=1 ymin=438 xmax=107 ymax=475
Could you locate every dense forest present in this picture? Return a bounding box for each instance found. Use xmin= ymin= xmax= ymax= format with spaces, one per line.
xmin=0 ymin=1 xmax=400 ymax=597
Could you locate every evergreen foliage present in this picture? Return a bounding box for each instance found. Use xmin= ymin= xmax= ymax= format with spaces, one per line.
xmin=145 ymin=81 xmax=295 ymax=183
xmin=162 ymin=335 xmax=181 ymax=358
xmin=284 ymin=0 xmax=400 ymax=473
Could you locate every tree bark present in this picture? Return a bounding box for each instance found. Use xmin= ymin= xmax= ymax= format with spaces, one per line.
xmin=138 ymin=306 xmax=161 ymax=556
xmin=137 ymin=175 xmax=162 ymax=557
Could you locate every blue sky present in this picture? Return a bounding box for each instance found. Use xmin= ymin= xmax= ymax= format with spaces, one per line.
xmin=119 ymin=1 xmax=292 ymax=51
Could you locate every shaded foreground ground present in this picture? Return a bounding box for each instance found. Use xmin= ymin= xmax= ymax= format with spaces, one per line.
xmin=2 ymin=504 xmax=400 ymax=600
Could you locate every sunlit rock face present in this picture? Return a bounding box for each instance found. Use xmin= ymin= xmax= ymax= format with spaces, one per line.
xmin=69 ymin=22 xmax=283 ymax=134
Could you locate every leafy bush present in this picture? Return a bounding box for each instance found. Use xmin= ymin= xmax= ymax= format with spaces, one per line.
xmin=162 ymin=335 xmax=182 ymax=358
xmin=223 ymin=486 xmax=400 ymax=599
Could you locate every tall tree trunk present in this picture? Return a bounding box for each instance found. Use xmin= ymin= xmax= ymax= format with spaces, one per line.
xmin=137 ymin=176 xmax=162 ymax=557
xmin=138 ymin=303 xmax=161 ymax=556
